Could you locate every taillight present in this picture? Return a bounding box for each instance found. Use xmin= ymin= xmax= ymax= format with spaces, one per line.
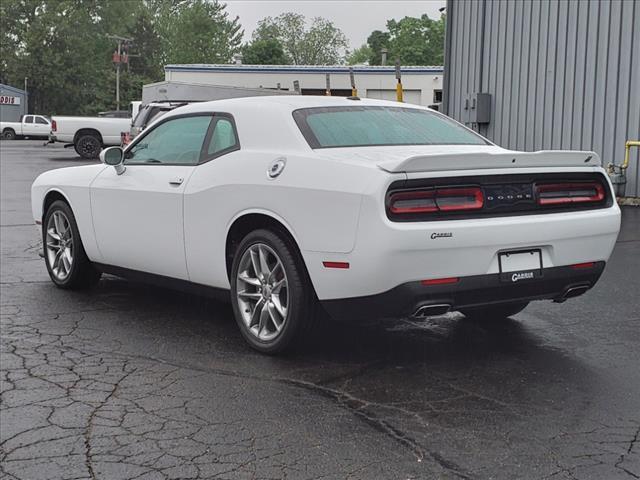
xmin=389 ymin=187 xmax=483 ymax=214
xmin=435 ymin=188 xmax=484 ymax=211
xmin=51 ymin=120 xmax=57 ymax=132
xmin=536 ymin=182 xmax=605 ymax=205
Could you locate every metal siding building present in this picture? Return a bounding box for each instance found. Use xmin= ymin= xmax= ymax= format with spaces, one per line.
xmin=443 ymin=0 xmax=640 ymax=197
xmin=0 ymin=84 xmax=28 ymax=123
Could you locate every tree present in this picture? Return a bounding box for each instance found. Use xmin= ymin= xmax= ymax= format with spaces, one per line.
xmin=0 ymin=0 xmax=116 ymax=115
xmin=346 ymin=44 xmax=372 ymax=65
xmin=366 ymin=30 xmax=390 ymax=65
xmin=386 ymin=14 xmax=445 ymax=65
xmin=365 ymin=14 xmax=445 ymax=66
xmin=242 ymin=39 xmax=288 ymax=65
xmin=164 ymin=0 xmax=243 ymax=64
xmin=253 ymin=13 xmax=348 ymax=65
xmin=0 ymin=0 xmax=244 ymax=115
xmin=126 ymin=8 xmax=164 ymax=81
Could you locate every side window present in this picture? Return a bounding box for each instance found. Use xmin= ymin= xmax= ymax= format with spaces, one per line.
xmin=24 ymin=116 xmax=33 ymax=124
xmin=35 ymin=116 xmax=48 ymax=125
xmin=126 ymin=115 xmax=212 ymax=165
xmin=206 ymin=117 xmax=238 ymax=157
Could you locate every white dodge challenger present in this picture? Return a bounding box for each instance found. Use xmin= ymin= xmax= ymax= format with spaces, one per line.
xmin=32 ymin=96 xmax=621 ymax=353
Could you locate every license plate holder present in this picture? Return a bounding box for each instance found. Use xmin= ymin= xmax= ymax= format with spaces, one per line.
xmin=499 ymin=249 xmax=543 ymax=283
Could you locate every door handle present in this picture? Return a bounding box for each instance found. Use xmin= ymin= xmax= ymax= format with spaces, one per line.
xmin=169 ymin=177 xmax=184 ymax=186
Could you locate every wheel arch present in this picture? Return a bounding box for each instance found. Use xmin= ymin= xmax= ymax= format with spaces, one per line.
xmin=225 ymin=211 xmax=308 ymax=281
xmin=73 ymin=128 xmax=103 ymax=145
xmin=2 ymin=127 xmax=16 ymax=134
xmin=42 ymin=189 xmax=73 ymax=222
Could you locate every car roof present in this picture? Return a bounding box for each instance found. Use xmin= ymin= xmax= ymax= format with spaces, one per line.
xmin=153 ymin=95 xmax=436 ymax=152
xmin=166 ymin=95 xmax=431 ymax=116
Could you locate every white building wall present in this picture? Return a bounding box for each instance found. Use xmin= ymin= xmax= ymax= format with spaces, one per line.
xmin=164 ymin=65 xmax=444 ymax=107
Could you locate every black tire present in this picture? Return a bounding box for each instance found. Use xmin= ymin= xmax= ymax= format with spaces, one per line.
xmin=460 ymin=301 xmax=529 ymax=321
xmin=43 ymin=200 xmax=101 ymax=289
xmin=2 ymin=129 xmax=16 ymax=140
xmin=74 ymin=134 xmax=101 ymax=159
xmin=230 ymin=228 xmax=318 ymax=354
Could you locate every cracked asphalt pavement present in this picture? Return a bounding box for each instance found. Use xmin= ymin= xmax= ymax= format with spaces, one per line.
xmin=1 ymin=140 xmax=639 ymax=480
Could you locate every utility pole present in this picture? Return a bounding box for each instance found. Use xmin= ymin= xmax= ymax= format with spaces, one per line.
xmin=24 ymin=77 xmax=28 ymax=113
xmin=107 ymin=34 xmax=133 ymax=111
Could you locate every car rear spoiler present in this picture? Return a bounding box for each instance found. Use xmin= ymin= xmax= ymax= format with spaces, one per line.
xmin=377 ymin=150 xmax=601 ymax=173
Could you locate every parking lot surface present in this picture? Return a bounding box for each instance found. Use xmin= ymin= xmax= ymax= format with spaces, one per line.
xmin=1 ymin=140 xmax=639 ymax=480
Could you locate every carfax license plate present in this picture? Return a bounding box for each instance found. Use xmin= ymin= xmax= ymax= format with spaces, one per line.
xmin=499 ymin=249 xmax=543 ymax=283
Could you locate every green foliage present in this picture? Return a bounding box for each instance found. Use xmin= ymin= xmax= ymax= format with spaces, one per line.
xmin=366 ymin=30 xmax=390 ymax=66
xmin=346 ymin=44 xmax=373 ymax=66
xmin=0 ymin=0 xmax=242 ymax=115
xmin=366 ymin=14 xmax=445 ymax=66
xmin=163 ymin=0 xmax=242 ymax=65
xmin=242 ymin=39 xmax=288 ymax=65
xmin=253 ymin=13 xmax=348 ymax=65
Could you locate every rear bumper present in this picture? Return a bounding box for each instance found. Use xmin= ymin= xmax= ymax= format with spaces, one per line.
xmin=304 ymin=201 xmax=620 ymax=300
xmin=320 ymin=262 xmax=605 ymax=322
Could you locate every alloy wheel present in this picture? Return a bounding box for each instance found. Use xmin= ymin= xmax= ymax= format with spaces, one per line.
xmin=46 ymin=211 xmax=74 ymax=281
xmin=235 ymin=243 xmax=289 ymax=341
xmin=79 ymin=137 xmax=99 ymax=157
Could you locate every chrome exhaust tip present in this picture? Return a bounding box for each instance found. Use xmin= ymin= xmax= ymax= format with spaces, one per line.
xmin=413 ymin=304 xmax=452 ymax=317
xmin=554 ymin=284 xmax=590 ymax=303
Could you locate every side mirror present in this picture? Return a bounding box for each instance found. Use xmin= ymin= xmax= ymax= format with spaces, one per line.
xmin=99 ymin=146 xmax=125 ymax=175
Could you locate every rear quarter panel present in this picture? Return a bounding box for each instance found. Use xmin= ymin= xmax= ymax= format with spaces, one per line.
xmin=183 ymin=150 xmax=385 ymax=289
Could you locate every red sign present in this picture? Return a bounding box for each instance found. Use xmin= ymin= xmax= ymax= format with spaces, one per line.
xmin=0 ymin=96 xmax=21 ymax=105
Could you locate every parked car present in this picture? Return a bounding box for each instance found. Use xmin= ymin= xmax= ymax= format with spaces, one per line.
xmin=31 ymin=96 xmax=621 ymax=354
xmin=49 ymin=115 xmax=131 ymax=159
xmin=1 ymin=114 xmax=51 ymax=140
xmin=123 ymin=101 xmax=188 ymax=145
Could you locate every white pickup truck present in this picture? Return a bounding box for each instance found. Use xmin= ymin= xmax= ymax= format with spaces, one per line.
xmin=49 ymin=115 xmax=131 ymax=159
xmin=1 ymin=115 xmax=52 ymax=140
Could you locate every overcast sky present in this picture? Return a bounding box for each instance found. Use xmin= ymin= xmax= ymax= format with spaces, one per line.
xmin=224 ymin=1 xmax=446 ymax=50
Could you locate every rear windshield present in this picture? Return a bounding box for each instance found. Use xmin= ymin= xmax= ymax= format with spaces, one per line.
xmin=293 ymin=106 xmax=488 ymax=148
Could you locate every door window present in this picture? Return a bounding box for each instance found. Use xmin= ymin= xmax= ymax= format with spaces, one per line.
xmin=206 ymin=117 xmax=239 ymax=157
xmin=35 ymin=116 xmax=48 ymax=124
xmin=126 ymin=115 xmax=212 ymax=165
xmin=24 ymin=116 xmax=33 ymax=123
